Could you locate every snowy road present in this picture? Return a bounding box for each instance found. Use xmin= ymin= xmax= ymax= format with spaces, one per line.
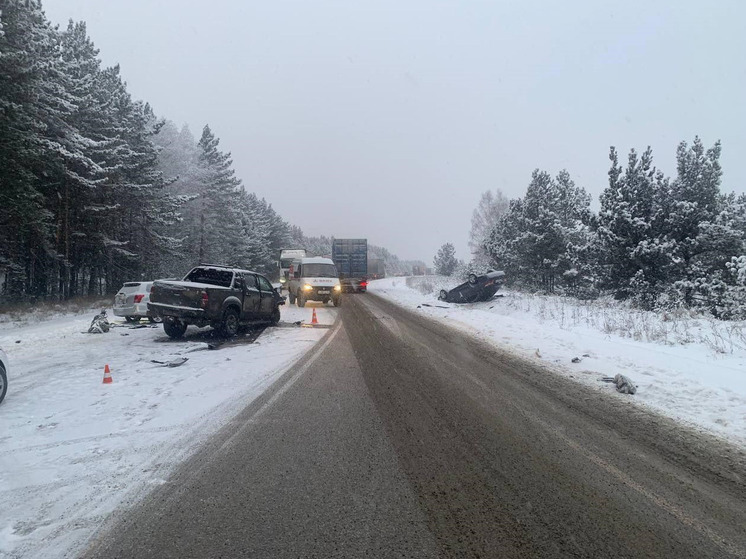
xmin=81 ymin=294 xmax=746 ymax=559
xmin=370 ymin=277 xmax=746 ymax=447
xmin=0 ymin=303 xmax=335 ymax=559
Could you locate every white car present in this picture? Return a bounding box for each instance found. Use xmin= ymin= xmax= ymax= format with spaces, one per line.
xmin=0 ymin=347 xmax=8 ymax=405
xmin=113 ymin=282 xmax=162 ymax=323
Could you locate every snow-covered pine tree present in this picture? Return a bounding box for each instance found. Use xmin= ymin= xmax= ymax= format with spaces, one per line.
xmin=192 ymin=125 xmax=244 ymax=266
xmin=433 ymin=243 xmax=458 ymax=276
xmin=236 ymin=190 xmax=272 ymax=272
xmin=663 ymin=138 xmax=735 ymax=307
xmin=596 ymin=146 xmax=671 ymax=306
xmin=0 ymin=3 xmax=98 ymax=299
xmin=484 ymin=169 xmax=590 ymax=292
xmin=152 ymin=121 xmax=203 ymax=277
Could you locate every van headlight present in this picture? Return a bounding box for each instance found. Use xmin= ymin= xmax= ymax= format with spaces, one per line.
xmin=303 ymin=284 xmax=313 ymax=291
xmin=334 ymin=285 xmax=342 ymax=292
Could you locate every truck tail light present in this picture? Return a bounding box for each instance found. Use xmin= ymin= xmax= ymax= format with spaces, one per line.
xmin=360 ymin=281 xmax=368 ymax=288
xmin=201 ymin=291 xmax=209 ymax=308
xmin=133 ymin=294 xmax=144 ymax=303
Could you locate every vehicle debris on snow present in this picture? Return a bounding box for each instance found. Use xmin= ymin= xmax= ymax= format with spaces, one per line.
xmin=602 ymin=374 xmax=637 ymax=395
xmin=87 ymin=310 xmax=110 ymax=333
xmin=150 ymin=357 xmax=189 ymax=368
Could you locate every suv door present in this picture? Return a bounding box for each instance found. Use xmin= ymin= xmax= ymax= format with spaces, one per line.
xmin=242 ymin=274 xmax=262 ymax=318
xmin=256 ymin=275 xmax=276 ymax=317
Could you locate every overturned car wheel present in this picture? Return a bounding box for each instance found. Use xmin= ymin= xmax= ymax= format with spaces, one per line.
xmin=439 ymin=289 xmax=448 ymax=301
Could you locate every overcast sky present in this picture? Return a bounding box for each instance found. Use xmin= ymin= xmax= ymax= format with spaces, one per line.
xmin=43 ymin=0 xmax=746 ymax=262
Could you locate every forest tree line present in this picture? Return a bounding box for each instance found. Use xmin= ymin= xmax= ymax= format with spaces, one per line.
xmin=0 ymin=2 xmax=410 ymax=303
xmin=466 ymin=138 xmax=746 ymax=318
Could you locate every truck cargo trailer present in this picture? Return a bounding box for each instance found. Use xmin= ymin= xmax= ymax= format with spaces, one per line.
xmin=332 ymin=238 xmax=368 ymax=293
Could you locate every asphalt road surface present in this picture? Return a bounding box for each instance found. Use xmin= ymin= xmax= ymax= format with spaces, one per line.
xmin=82 ymin=294 xmax=746 ymax=559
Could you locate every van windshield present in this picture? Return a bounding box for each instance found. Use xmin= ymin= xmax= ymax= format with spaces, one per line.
xmin=303 ymin=264 xmax=338 ymax=278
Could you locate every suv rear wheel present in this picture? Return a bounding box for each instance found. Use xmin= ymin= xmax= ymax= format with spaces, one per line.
xmin=297 ymin=291 xmax=306 ymax=308
xmin=163 ymin=317 xmax=187 ymax=339
xmin=221 ymin=308 xmax=240 ymax=337
xmin=0 ymin=363 xmax=7 ymax=405
xmin=288 ymin=290 xmax=296 ymax=304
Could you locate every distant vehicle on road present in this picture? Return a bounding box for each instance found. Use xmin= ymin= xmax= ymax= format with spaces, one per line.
xmin=286 ymin=257 xmax=342 ymax=307
xmin=438 ymin=270 xmax=505 ymax=303
xmin=332 ymin=238 xmax=368 ymax=293
xmin=368 ymin=258 xmax=386 ymax=280
xmin=0 ymin=347 xmax=8 ymax=405
xmin=278 ymin=249 xmax=306 ymax=288
xmin=149 ymin=265 xmax=285 ymax=338
xmin=113 ymin=282 xmax=162 ymax=323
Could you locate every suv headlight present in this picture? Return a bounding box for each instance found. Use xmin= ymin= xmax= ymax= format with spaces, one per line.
xmin=279 ymin=277 xmax=286 ymax=284
xmin=303 ymin=284 xmax=313 ymax=291
xmin=334 ymin=285 xmax=342 ymax=292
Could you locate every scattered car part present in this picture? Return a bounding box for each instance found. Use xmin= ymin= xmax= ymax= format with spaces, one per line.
xmin=87 ymin=310 xmax=111 ymax=333
xmin=602 ymin=374 xmax=637 ymax=395
xmin=150 ymin=357 xmax=189 ymax=367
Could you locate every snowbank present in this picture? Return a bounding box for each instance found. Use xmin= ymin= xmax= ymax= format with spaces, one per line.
xmin=369 ymin=277 xmax=746 ymax=448
xmin=0 ymin=303 xmax=334 ymax=558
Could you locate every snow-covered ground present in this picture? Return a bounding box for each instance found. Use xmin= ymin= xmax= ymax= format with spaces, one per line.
xmin=369 ymin=277 xmax=746 ymax=448
xmin=0 ymin=302 xmax=335 ymax=559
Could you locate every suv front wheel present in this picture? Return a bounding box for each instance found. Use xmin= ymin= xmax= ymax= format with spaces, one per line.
xmin=270 ymin=307 xmax=281 ymax=325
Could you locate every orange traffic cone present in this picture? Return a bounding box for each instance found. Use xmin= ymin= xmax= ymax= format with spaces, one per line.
xmin=102 ymin=364 xmax=113 ymax=384
xmin=311 ymin=308 xmax=319 ymax=325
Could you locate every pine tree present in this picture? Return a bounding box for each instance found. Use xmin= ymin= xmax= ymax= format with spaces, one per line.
xmin=191 ymin=125 xmax=244 ymax=266
xmin=434 ymin=243 xmax=458 ymax=276
xmin=484 ymin=169 xmax=590 ymax=291
xmin=596 ymin=146 xmax=670 ymax=305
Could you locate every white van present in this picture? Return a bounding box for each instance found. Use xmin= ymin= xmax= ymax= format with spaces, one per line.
xmin=286 ymin=257 xmax=342 ymax=307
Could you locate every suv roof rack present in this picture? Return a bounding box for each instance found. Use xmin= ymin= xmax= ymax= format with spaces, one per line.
xmin=197 ymin=263 xmax=234 ymax=269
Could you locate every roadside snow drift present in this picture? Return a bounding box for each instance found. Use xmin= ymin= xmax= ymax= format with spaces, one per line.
xmin=370 ymin=277 xmax=746 ymax=449
xmin=0 ymin=303 xmax=334 ymax=559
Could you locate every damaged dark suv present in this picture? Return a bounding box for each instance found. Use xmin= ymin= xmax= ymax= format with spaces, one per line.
xmin=149 ymin=265 xmax=285 ymax=338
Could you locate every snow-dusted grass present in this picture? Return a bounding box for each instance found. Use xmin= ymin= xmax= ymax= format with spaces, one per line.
xmin=0 ymin=296 xmax=112 ymax=327
xmin=501 ymin=290 xmax=746 ymax=354
xmin=372 ymin=276 xmax=746 ymax=448
xmin=0 ymin=302 xmax=335 ymax=559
